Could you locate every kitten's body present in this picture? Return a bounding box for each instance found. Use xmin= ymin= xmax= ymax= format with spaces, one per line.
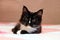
xmin=12 ymin=6 xmax=43 ymax=34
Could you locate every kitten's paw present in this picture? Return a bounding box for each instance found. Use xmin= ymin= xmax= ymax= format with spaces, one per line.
xmin=21 ymin=30 xmax=29 ymax=34
xmin=12 ymin=28 xmax=17 ymax=34
xmin=17 ymin=30 xmax=21 ymax=34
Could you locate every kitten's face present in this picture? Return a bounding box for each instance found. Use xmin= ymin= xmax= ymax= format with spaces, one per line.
xmin=20 ymin=6 xmax=43 ymax=27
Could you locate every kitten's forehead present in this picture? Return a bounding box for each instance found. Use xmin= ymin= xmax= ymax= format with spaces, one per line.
xmin=29 ymin=13 xmax=36 ymax=18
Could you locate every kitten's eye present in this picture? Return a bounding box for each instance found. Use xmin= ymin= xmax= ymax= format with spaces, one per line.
xmin=23 ymin=16 xmax=28 ymax=21
xmin=32 ymin=19 xmax=36 ymax=22
xmin=25 ymin=18 xmax=28 ymax=20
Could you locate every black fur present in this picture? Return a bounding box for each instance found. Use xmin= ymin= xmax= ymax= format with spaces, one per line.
xmin=12 ymin=23 xmax=20 ymax=34
xmin=12 ymin=6 xmax=43 ymax=34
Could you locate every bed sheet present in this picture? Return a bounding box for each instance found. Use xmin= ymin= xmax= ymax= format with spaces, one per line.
xmin=0 ymin=22 xmax=60 ymax=40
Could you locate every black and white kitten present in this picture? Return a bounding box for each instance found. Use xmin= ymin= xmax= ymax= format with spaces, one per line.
xmin=12 ymin=6 xmax=43 ymax=34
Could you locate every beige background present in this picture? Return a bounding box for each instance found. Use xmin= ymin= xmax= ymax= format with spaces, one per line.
xmin=0 ymin=0 xmax=60 ymax=24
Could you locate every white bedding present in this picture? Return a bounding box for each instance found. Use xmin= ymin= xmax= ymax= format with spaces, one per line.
xmin=0 ymin=23 xmax=60 ymax=40
xmin=0 ymin=32 xmax=60 ymax=40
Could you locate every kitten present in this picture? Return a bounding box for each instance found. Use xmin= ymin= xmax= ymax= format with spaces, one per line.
xmin=12 ymin=6 xmax=43 ymax=34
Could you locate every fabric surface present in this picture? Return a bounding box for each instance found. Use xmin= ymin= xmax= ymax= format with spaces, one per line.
xmin=0 ymin=22 xmax=60 ymax=40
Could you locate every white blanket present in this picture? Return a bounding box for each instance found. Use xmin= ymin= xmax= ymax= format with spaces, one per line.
xmin=0 ymin=23 xmax=60 ymax=40
xmin=0 ymin=32 xmax=60 ymax=40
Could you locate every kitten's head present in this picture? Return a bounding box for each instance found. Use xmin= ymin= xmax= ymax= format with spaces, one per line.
xmin=20 ymin=6 xmax=43 ymax=27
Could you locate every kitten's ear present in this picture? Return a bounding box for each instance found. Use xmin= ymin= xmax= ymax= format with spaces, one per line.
xmin=23 ymin=6 xmax=29 ymax=12
xmin=37 ymin=9 xmax=43 ymax=15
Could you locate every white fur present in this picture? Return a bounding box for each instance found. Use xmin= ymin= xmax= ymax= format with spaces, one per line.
xmin=29 ymin=20 xmax=31 ymax=23
xmin=17 ymin=24 xmax=37 ymax=34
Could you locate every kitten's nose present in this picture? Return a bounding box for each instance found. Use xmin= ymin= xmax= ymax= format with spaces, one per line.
xmin=29 ymin=20 xmax=31 ymax=23
xmin=29 ymin=18 xmax=31 ymax=24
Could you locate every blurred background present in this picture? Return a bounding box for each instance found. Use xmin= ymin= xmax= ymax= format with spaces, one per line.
xmin=0 ymin=0 xmax=60 ymax=24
